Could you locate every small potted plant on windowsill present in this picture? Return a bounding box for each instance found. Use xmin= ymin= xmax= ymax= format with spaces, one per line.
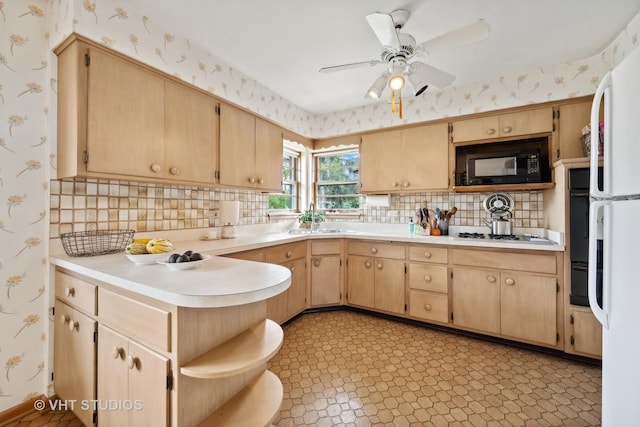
xmin=298 ymin=210 xmax=325 ymax=229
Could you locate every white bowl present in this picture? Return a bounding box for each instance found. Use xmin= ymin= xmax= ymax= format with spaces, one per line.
xmin=125 ymin=252 xmax=171 ymax=265
xmin=157 ymin=254 xmax=211 ymax=270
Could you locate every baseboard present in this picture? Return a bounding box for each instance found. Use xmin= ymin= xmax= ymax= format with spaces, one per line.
xmin=0 ymin=395 xmax=47 ymax=424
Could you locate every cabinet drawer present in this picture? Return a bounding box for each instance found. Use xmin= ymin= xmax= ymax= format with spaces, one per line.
xmin=348 ymin=241 xmax=404 ymax=259
xmin=98 ymin=288 xmax=171 ymax=352
xmin=266 ymin=242 xmax=306 ymax=264
xmin=408 ymin=246 xmax=448 ymax=264
xmin=227 ymin=249 xmax=266 ymax=262
xmin=451 ymin=249 xmax=556 ymax=274
xmin=55 ymin=271 xmax=97 ymax=315
xmin=409 ymin=291 xmax=448 ymax=323
xmin=409 ymin=264 xmax=448 ymax=293
xmin=311 ymin=240 xmax=341 ymax=255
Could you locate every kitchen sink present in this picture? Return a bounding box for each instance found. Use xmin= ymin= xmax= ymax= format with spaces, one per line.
xmin=288 ymin=228 xmax=354 ymax=235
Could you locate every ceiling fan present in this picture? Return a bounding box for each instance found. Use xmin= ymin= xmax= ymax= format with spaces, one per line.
xmin=319 ymin=10 xmax=490 ymax=101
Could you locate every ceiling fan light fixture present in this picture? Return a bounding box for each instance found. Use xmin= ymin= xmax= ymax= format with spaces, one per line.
xmin=388 ymin=59 xmax=406 ymax=91
xmin=366 ymin=73 xmax=389 ymax=99
xmin=388 ymin=74 xmax=405 ymax=91
xmin=408 ymin=71 xmax=429 ymax=96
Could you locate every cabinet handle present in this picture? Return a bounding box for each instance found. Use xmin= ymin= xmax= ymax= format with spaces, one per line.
xmin=424 ymin=275 xmax=432 ymax=282
xmin=505 ymin=278 xmax=515 ymax=286
xmin=290 ymin=266 xmax=296 ymax=273
xmin=68 ymin=320 xmax=78 ymax=332
xmin=392 ymin=182 xmax=400 ymax=188
xmin=370 ymin=247 xmax=378 ymax=254
xmin=377 ymin=263 xmax=383 ymax=270
xmin=150 ymin=164 xmax=162 ymax=173
xmin=503 ymin=126 xmax=513 ymax=133
xmin=169 ymin=167 xmax=179 ymax=175
xmin=60 ymin=314 xmax=69 ymax=324
xmin=365 ymin=261 xmax=372 ymax=268
xmin=258 ymin=177 xmax=264 ymax=185
xmin=248 ymin=177 xmax=256 ymax=184
xmin=112 ymin=346 xmax=124 ymax=360
xmin=486 ymin=128 xmax=496 ymax=135
xmin=286 ymin=251 xmax=292 ymax=258
xmin=127 ymin=355 xmax=138 ymax=370
xmin=403 ymin=182 xmax=410 ymax=188
xmin=313 ymin=259 xmax=321 ymax=267
xmin=487 ymin=275 xmax=497 ymax=283
xmin=423 ymin=251 xmax=432 ymax=259
xmin=424 ymin=304 xmax=432 ymax=312
xmin=64 ymin=287 xmax=75 ymax=297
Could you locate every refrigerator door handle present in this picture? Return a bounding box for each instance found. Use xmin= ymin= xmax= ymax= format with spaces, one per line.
xmin=588 ymin=199 xmax=609 ymax=328
xmin=590 ymin=71 xmax=611 ymax=198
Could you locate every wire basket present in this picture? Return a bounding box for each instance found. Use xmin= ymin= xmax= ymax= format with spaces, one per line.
xmin=60 ymin=229 xmax=135 ymax=257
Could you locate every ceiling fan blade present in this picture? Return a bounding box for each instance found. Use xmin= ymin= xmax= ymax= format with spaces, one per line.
xmin=319 ymin=60 xmax=381 ymax=73
xmin=410 ymin=61 xmax=455 ymax=88
xmin=418 ymin=19 xmax=490 ymax=55
xmin=366 ymin=12 xmax=401 ymax=51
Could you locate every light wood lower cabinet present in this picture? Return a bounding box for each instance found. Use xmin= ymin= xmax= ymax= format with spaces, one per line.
xmin=54 ymin=301 xmax=96 ymax=426
xmin=346 ymin=241 xmax=406 ymax=315
xmin=408 ymin=246 xmax=449 ymax=324
xmin=566 ymin=307 xmax=603 ymax=358
xmin=97 ymin=324 xmax=169 ymax=427
xmin=451 ymin=249 xmax=562 ymax=348
xmin=310 ymin=240 xmax=343 ymax=307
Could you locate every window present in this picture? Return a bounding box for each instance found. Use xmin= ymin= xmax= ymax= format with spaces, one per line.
xmin=269 ymin=149 xmax=300 ymax=211
xmin=315 ymin=150 xmax=361 ymax=210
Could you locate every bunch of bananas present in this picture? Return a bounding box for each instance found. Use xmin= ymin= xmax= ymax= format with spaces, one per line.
xmin=125 ymin=238 xmax=174 ymax=255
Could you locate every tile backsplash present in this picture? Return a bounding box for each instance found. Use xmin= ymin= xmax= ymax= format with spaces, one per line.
xmin=50 ymin=177 xmax=543 ymax=238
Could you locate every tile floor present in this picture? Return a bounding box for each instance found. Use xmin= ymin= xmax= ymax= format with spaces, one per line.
xmin=1 ymin=310 xmax=602 ymax=427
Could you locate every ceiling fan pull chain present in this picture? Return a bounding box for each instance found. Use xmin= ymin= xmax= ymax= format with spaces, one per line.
xmin=399 ymin=95 xmax=403 ymax=119
xmin=391 ymin=90 xmax=396 ymax=112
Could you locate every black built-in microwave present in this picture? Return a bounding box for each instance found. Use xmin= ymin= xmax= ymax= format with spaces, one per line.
xmin=465 ymin=150 xmax=542 ymax=185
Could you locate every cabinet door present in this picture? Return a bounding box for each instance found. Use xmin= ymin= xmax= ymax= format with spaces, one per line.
xmin=286 ymin=258 xmax=307 ymax=317
xmin=359 ymin=130 xmax=402 ymax=192
xmin=219 ymin=103 xmax=256 ymax=187
xmin=54 ymin=301 xmax=96 ymax=427
xmin=255 ymin=118 xmax=283 ymax=192
xmin=87 ymin=47 xmax=165 ymax=178
xmin=164 ymin=81 xmax=218 ymax=184
xmin=402 ymin=123 xmax=449 ymax=190
xmin=500 ymin=273 xmax=557 ymax=346
xmin=128 ymin=340 xmax=170 ymax=427
xmin=570 ymin=309 xmax=602 ymax=357
xmin=499 ymin=107 xmax=553 ymax=137
xmin=311 ymin=255 xmax=341 ymax=306
xmin=97 ymin=325 xmax=129 ymax=427
xmin=451 ymin=267 xmax=500 ymax=334
xmin=556 ymin=101 xmax=592 ymax=160
xmin=346 ymin=255 xmax=375 ymax=308
xmin=374 ymin=259 xmax=405 ymax=314
xmin=451 ymin=116 xmax=499 ymax=143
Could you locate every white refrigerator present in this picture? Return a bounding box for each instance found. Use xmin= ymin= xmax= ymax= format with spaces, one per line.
xmin=589 ymin=45 xmax=640 ymax=425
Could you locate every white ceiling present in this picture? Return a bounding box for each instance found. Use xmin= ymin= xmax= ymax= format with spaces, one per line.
xmin=127 ymin=0 xmax=640 ymax=114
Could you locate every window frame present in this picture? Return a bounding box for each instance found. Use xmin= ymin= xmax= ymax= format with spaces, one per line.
xmin=313 ymin=148 xmax=362 ymax=211
xmin=268 ymin=147 xmax=301 ymax=212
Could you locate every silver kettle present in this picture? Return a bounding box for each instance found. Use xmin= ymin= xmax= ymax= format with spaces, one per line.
xmin=482 ymin=215 xmax=513 ymax=236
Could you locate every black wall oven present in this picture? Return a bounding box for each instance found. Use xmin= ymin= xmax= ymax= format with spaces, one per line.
xmin=569 ymin=167 xmax=603 ymax=307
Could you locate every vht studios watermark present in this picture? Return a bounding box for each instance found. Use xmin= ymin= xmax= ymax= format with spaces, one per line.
xmin=34 ymin=399 xmax=143 ymax=411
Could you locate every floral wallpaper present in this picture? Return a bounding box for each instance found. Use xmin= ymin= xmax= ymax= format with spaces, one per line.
xmin=0 ymin=0 xmax=638 ymax=414
xmin=0 ymin=0 xmax=50 ymax=410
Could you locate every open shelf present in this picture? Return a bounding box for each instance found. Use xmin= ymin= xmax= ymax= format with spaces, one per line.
xmin=197 ymin=370 xmax=283 ymax=427
xmin=181 ymin=319 xmax=283 ymax=379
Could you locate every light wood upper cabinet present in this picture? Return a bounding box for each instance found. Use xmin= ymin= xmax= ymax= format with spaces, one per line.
xmin=360 ymin=123 xmax=448 ymax=193
xmin=56 ymin=37 xmax=219 ymax=185
xmin=219 ymin=104 xmax=283 ymax=192
xmin=555 ymin=99 xmax=598 ymax=161
xmin=164 ymin=81 xmax=218 ymax=184
xmin=452 ymin=107 xmax=553 ymax=143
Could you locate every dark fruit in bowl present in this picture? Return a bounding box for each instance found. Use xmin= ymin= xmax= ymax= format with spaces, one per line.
xmin=176 ymin=254 xmax=190 ymax=263
xmin=190 ymin=252 xmax=203 ymax=261
xmin=167 ymin=253 xmax=180 ymax=263
xmin=182 ymin=250 xmax=193 ymax=259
